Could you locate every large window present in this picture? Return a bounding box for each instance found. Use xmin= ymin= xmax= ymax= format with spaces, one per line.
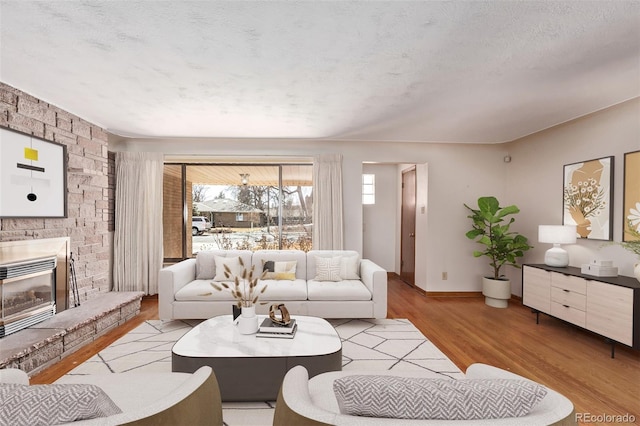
xmin=163 ymin=163 xmax=313 ymax=260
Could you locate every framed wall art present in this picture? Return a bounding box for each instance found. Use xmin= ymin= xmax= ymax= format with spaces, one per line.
xmin=0 ymin=127 xmax=67 ymax=218
xmin=623 ymin=150 xmax=640 ymax=242
xmin=563 ymin=156 xmax=613 ymax=240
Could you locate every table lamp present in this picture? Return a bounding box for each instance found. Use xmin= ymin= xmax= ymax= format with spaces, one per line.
xmin=538 ymin=225 xmax=577 ymax=267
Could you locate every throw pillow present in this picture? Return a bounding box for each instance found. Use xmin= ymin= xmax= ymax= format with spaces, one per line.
xmin=262 ymin=260 xmax=297 ymax=280
xmin=0 ymin=383 xmax=122 ymax=425
xmin=340 ymin=255 xmax=360 ymax=280
xmin=213 ymin=255 xmax=245 ymax=282
xmin=314 ymin=256 xmax=342 ymax=281
xmin=195 ymin=251 xmax=217 ymax=279
xmin=333 ymin=376 xmax=547 ymax=420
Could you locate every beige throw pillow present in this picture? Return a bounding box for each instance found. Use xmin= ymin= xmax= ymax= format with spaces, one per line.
xmin=314 ymin=256 xmax=342 ymax=281
xmin=213 ymin=255 xmax=244 ymax=281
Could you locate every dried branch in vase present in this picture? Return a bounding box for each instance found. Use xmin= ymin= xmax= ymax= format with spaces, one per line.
xmin=210 ymin=257 xmax=268 ymax=307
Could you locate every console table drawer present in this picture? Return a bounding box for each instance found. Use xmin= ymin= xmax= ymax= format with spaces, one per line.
xmin=551 ymin=287 xmax=586 ymax=310
xmin=551 ymin=273 xmax=587 ymax=294
xmin=551 ymin=301 xmax=586 ymax=327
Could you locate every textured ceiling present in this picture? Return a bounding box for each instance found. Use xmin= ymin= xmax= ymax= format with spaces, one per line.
xmin=0 ymin=1 xmax=639 ymax=143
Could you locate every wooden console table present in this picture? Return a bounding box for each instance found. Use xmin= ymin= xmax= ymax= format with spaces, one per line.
xmin=522 ymin=264 xmax=640 ymax=358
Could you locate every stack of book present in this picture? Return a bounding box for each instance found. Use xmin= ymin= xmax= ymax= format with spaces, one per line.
xmin=256 ymin=318 xmax=297 ymax=339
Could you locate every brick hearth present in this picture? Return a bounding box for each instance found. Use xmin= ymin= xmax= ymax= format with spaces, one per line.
xmin=0 ymin=292 xmax=143 ymax=376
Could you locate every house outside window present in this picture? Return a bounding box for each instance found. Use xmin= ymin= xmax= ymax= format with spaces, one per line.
xmin=162 ymin=163 xmax=313 ymax=260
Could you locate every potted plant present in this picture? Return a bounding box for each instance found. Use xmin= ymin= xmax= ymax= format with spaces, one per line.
xmin=464 ymin=196 xmax=533 ymax=308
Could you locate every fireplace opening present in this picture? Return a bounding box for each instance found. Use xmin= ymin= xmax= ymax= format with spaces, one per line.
xmin=0 ymin=256 xmax=57 ymax=338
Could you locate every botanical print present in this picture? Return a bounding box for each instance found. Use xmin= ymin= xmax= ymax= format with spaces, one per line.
xmin=623 ymin=151 xmax=640 ymax=242
xmin=563 ymin=156 xmax=613 ymax=240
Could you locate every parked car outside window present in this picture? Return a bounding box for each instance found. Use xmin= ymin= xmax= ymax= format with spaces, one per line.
xmin=192 ymin=216 xmax=212 ymax=236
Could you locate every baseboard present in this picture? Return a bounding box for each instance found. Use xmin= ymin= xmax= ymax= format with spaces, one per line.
xmin=425 ymin=291 xmax=483 ymax=297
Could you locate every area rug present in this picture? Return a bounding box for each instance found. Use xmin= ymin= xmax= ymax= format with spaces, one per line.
xmin=57 ymin=318 xmax=463 ymax=426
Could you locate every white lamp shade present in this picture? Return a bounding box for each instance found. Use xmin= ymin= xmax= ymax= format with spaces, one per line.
xmin=538 ymin=225 xmax=577 ymax=244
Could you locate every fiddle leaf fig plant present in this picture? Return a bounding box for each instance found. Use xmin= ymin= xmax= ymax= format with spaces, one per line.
xmin=464 ymin=196 xmax=533 ymax=280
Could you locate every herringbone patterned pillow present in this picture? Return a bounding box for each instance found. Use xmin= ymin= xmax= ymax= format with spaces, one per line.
xmin=0 ymin=383 xmax=122 ymax=426
xmin=333 ymin=376 xmax=547 ymax=420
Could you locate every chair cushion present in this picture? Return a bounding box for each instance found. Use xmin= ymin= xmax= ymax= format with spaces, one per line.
xmin=332 ymin=375 xmax=547 ymax=420
xmin=0 ymin=383 xmax=121 ymax=425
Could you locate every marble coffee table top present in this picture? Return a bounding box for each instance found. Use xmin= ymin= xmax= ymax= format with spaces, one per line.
xmin=172 ymin=315 xmax=342 ymax=358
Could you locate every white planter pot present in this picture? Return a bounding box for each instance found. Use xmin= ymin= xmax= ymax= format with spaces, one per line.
xmin=482 ymin=277 xmax=511 ymax=308
xmin=238 ymin=305 xmax=259 ymax=334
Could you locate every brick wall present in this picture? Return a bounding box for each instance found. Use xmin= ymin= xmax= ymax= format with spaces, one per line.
xmin=0 ymin=82 xmax=112 ymax=301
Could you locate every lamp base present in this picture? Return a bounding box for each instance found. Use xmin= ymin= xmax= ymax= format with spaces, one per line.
xmin=544 ymin=246 xmax=569 ymax=267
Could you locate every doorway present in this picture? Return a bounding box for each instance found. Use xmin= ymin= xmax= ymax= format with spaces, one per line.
xmin=400 ymin=167 xmax=416 ymax=286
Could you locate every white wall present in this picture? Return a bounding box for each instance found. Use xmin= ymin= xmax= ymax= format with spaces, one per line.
xmin=363 ymin=164 xmax=397 ymax=271
xmin=505 ymin=98 xmax=640 ymax=295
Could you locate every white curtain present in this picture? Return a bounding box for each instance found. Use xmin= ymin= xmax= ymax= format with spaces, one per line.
xmin=113 ymin=152 xmax=164 ymax=294
xmin=312 ymin=154 xmax=344 ymax=250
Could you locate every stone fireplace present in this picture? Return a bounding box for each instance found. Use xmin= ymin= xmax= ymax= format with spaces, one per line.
xmin=0 ymin=237 xmax=70 ymax=337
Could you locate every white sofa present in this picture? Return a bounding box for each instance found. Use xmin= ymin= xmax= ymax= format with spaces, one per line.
xmin=274 ymin=364 xmax=577 ymax=425
xmin=0 ymin=366 xmax=222 ymax=425
xmin=159 ymin=249 xmax=387 ymax=319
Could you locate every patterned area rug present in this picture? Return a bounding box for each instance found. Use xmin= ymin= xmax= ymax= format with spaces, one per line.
xmin=57 ymin=318 xmax=463 ymax=426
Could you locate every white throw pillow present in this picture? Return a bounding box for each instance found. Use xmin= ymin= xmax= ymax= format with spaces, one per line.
xmin=213 ymin=255 xmax=245 ymax=282
xmin=333 ymin=376 xmax=547 ymax=420
xmin=315 ymin=256 xmax=342 ymax=281
xmin=340 ymin=255 xmax=360 ymax=280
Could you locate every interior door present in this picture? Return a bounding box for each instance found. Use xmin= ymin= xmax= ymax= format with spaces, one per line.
xmin=401 ymin=167 xmax=416 ymax=286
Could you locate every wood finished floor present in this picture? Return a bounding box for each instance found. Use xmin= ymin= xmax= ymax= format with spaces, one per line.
xmin=32 ymin=274 xmax=639 ymax=424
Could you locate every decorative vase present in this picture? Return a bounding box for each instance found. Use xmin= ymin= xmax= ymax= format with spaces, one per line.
xmin=482 ymin=277 xmax=511 ymax=308
xmin=634 ymin=263 xmax=640 ymax=283
xmin=238 ymin=305 xmax=259 ymax=334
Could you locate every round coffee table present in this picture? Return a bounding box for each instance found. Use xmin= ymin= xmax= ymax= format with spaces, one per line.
xmin=171 ymin=315 xmax=342 ymax=401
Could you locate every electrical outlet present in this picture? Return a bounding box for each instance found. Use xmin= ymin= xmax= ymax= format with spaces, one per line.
xmin=442 ymin=271 xmax=448 ymax=280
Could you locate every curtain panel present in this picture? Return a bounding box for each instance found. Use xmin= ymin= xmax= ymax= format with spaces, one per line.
xmin=113 ymin=152 xmax=164 ymax=294
xmin=312 ymin=154 xmax=344 ymax=250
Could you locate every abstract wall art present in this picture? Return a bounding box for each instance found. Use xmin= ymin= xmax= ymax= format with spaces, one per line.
xmin=563 ymin=156 xmax=613 ymax=240
xmin=0 ymin=128 xmax=67 ymax=218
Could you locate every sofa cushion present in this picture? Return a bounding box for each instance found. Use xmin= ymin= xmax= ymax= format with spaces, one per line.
xmin=258 ymin=279 xmax=308 ymax=300
xmin=252 ymin=250 xmax=307 ymax=280
xmin=307 ymin=280 xmax=372 ymax=301
xmin=195 ymin=251 xmax=217 ymax=279
xmin=176 ymin=280 xmax=236 ymax=301
xmin=0 ymin=383 xmax=122 ymax=425
xmin=263 ymin=260 xmax=297 ymax=280
xmin=339 ymin=254 xmax=360 ymax=280
xmin=307 ymin=250 xmax=360 ymax=280
xmin=314 ymin=256 xmax=342 ymax=281
xmin=213 ymin=255 xmax=245 ymax=281
xmin=332 ymin=375 xmax=547 ymax=420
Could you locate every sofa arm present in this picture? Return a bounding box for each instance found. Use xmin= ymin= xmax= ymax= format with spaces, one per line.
xmin=158 ymin=259 xmax=197 ymax=320
xmin=0 ymin=368 xmax=29 ymax=385
xmin=360 ymin=259 xmax=387 ymax=319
